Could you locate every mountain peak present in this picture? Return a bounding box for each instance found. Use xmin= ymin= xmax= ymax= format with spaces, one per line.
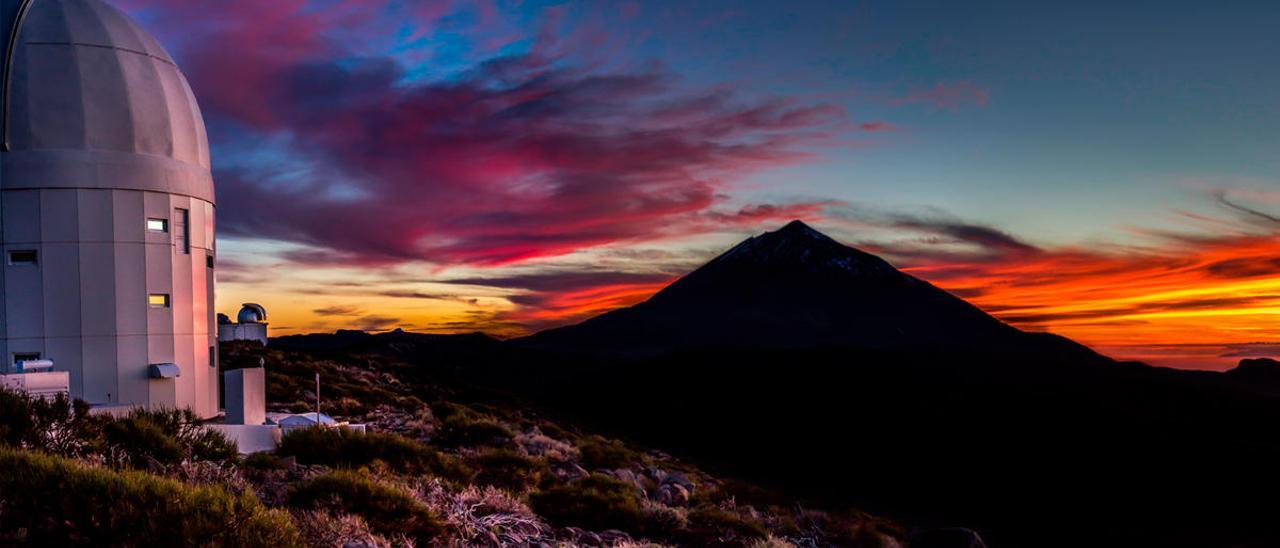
xmin=713 ymin=220 xmax=894 ymax=277
xmin=525 ymin=220 xmax=1102 ymax=363
xmin=777 ymin=218 xmax=819 ymax=233
xmin=768 ymin=219 xmax=834 ymax=242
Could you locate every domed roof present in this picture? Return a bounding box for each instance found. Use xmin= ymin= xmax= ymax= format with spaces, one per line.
xmin=0 ymin=0 xmax=214 ymax=202
xmin=237 ymin=303 xmax=267 ymax=324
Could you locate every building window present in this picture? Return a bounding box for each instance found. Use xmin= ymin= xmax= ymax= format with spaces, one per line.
xmin=13 ymin=352 xmax=39 ymax=365
xmin=206 ymin=255 xmax=215 ymax=268
xmin=148 ymin=293 xmax=170 ymax=308
xmin=147 ymin=218 xmax=168 ymax=232
xmin=210 ymin=346 xmax=217 ymax=368
xmin=7 ymin=250 xmax=37 ymax=265
xmin=174 ymin=208 xmax=189 ymax=254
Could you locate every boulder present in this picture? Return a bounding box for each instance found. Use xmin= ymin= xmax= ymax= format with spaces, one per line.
xmin=559 ymin=527 xmax=603 ymax=546
xmin=655 ymin=483 xmax=690 ymax=506
xmin=659 ymin=471 xmax=695 ymax=491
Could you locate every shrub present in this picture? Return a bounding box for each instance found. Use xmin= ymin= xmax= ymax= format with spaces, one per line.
xmin=288 ymin=470 xmax=442 ymax=542
xmin=103 ymin=416 xmax=184 ymax=466
xmin=102 ymin=408 xmax=237 ymax=468
xmin=0 ymin=387 xmax=38 ymax=446
xmin=292 ymin=510 xmax=389 ymax=548
xmin=244 ymin=451 xmax=292 ymax=471
xmin=0 ymin=388 xmax=100 ymax=456
xmin=431 ymin=401 xmax=471 ymax=421
xmin=139 ymin=408 xmax=239 ymax=461
xmin=529 ymin=473 xmax=648 ymax=534
xmin=0 ymin=447 xmax=301 ymax=546
xmin=471 ymin=448 xmax=550 ymax=493
xmin=327 ymin=396 xmax=365 ymax=417
xmin=538 ymin=421 xmax=574 ymax=441
xmin=436 ymin=414 xmax=515 ymax=447
xmin=418 ymin=480 xmax=551 ymax=545
xmin=278 ymin=426 xmax=471 ymax=482
xmin=579 ymin=438 xmax=643 ymax=470
xmin=643 ymin=500 xmax=689 ymax=538
xmin=686 ymin=506 xmax=768 ymax=545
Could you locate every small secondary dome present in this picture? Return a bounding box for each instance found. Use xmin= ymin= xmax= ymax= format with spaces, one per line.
xmin=237 ymin=303 xmax=267 ymax=324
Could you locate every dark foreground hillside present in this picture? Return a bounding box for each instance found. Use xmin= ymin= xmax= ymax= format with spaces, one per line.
xmin=275 ymin=330 xmax=1280 ymax=548
xmin=220 ymin=340 xmax=926 ymax=546
xmin=0 ymin=340 xmax=926 ymax=547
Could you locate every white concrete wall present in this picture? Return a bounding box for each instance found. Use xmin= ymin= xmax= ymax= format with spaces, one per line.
xmin=205 ymin=424 xmax=282 ymax=455
xmin=0 ymin=188 xmax=218 ymax=417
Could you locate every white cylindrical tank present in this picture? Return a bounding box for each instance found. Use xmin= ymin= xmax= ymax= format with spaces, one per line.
xmin=0 ymin=0 xmax=218 ymax=417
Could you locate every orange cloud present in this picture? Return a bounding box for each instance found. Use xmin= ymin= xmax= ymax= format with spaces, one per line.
xmin=902 ymin=232 xmax=1280 ymax=370
xmin=502 ymin=282 xmax=671 ymax=327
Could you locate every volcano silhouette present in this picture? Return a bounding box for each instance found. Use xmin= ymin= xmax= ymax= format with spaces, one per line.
xmin=527 ymin=220 xmax=1101 ymax=361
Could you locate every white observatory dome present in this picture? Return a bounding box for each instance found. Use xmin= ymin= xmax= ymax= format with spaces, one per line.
xmin=0 ymin=0 xmax=218 ymax=417
xmin=1 ymin=0 xmax=213 ymax=202
xmin=237 ymin=303 xmax=267 ymax=324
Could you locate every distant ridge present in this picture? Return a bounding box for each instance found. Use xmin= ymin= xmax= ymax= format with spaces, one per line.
xmin=523 ymin=220 xmax=1103 ymax=362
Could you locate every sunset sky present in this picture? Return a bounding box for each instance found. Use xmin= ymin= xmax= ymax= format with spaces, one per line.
xmin=117 ymin=0 xmax=1279 ymax=370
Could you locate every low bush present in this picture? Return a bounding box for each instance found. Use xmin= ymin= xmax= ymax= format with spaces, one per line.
xmin=0 ymin=447 xmax=300 ymax=546
xmin=0 ymin=388 xmax=100 ymax=456
xmin=430 ymin=400 xmax=471 ymax=421
xmin=686 ymin=505 xmax=769 ymax=545
xmin=278 ymin=426 xmax=471 ymax=482
xmin=529 ymin=473 xmax=648 ymax=534
xmin=292 ymin=510 xmax=387 ymax=548
xmin=471 ymin=448 xmax=550 ymax=493
xmin=103 ymin=416 xmax=184 ymax=465
xmin=579 ymin=438 xmax=643 ymax=470
xmin=102 ymin=408 xmax=237 ymax=468
xmin=288 ymin=470 xmax=442 ymax=542
xmin=436 ymin=414 xmax=515 ymax=447
xmin=243 ymin=450 xmax=293 ymax=470
xmin=537 ymin=421 xmax=574 ymax=441
xmin=326 ymin=396 xmax=365 ymax=417
xmin=643 ymin=501 xmax=689 ymax=538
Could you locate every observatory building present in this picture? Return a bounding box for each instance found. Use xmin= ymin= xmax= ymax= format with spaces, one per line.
xmin=0 ymin=0 xmax=218 ymax=417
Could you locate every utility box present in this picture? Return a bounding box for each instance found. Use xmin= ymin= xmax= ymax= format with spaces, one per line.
xmin=225 ymin=368 xmax=266 ymax=425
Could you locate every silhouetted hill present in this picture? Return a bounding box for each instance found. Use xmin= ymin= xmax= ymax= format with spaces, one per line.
xmin=270 ymin=223 xmax=1280 ymax=547
xmin=523 ymin=220 xmax=1103 ymax=364
xmin=1227 ymin=357 xmax=1280 ymax=381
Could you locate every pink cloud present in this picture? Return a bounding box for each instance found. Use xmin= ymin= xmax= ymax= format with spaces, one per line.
xmin=117 ymin=2 xmax=847 ymax=267
xmin=112 ymin=1 xmax=849 ymax=267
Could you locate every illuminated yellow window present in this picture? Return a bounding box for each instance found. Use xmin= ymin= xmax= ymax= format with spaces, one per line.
xmin=148 ymin=294 xmax=170 ymax=308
